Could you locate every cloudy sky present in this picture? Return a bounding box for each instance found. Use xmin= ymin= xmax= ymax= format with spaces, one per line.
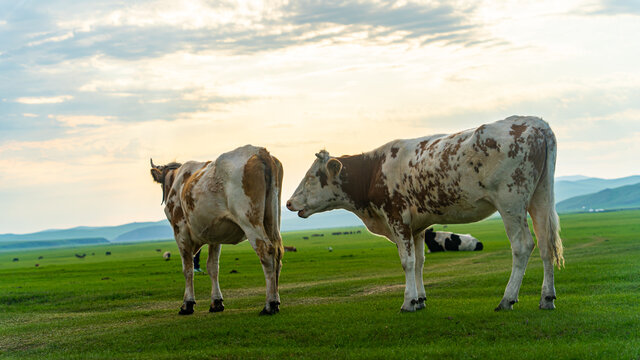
xmin=1 ymin=0 xmax=639 ymax=234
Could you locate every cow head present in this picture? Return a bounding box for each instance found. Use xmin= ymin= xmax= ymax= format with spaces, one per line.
xmin=286 ymin=150 xmax=344 ymax=218
xmin=150 ymin=159 xmax=182 ymax=204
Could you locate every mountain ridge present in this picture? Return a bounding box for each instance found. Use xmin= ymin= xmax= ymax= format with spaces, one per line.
xmin=2 ymin=175 xmax=638 ymax=247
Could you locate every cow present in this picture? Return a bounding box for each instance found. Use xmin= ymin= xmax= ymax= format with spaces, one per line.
xmin=287 ymin=116 xmax=563 ymax=312
xmin=151 ymin=145 xmax=284 ymax=316
xmin=284 ymin=246 xmax=297 ymax=252
xmin=424 ymin=228 xmax=483 ymax=252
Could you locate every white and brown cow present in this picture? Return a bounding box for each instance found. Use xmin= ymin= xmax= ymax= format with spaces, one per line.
xmin=151 ymin=145 xmax=284 ymax=315
xmin=287 ymin=116 xmax=563 ymax=312
xmin=424 ymin=228 xmax=483 ymax=253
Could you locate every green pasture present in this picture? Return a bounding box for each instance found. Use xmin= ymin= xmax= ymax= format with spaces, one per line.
xmin=1 ymin=210 xmax=639 ymax=359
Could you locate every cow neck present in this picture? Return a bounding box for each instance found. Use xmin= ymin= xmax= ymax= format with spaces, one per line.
xmin=335 ymin=151 xmax=386 ymax=213
xmin=162 ymin=169 xmax=178 ymax=204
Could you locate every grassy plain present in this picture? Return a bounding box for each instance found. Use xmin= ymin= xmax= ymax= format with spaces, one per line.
xmin=1 ymin=210 xmax=639 ymax=359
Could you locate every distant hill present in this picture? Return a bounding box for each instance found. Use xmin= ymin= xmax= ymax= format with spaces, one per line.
xmin=281 ymin=209 xmax=362 ymax=231
xmin=2 ymin=174 xmax=638 ymax=249
xmin=0 ymin=210 xmax=362 ymax=246
xmin=556 ymin=183 xmax=640 ymax=213
xmin=0 ymin=238 xmax=109 ymax=252
xmin=555 ymin=175 xmax=640 ymax=202
xmin=0 ymin=221 xmax=168 ymax=243
xmin=112 ymin=225 xmax=173 ymax=242
xmin=555 ymin=175 xmax=591 ymax=182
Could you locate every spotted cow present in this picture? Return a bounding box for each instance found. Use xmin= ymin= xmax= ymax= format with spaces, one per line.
xmin=151 ymin=145 xmax=284 ymax=315
xmin=424 ymin=228 xmax=483 ymax=253
xmin=287 ymin=116 xmax=563 ymax=312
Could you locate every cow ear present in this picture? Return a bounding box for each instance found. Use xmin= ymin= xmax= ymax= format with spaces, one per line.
xmin=150 ymin=168 xmax=163 ymax=183
xmin=326 ymin=158 xmax=342 ymax=177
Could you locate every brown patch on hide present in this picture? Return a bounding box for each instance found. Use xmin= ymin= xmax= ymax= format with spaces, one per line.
xmin=508 ymin=123 xmax=528 ymax=158
xmin=473 ymin=137 xmax=501 ymax=156
xmin=171 ymin=206 xmax=184 ymax=235
xmin=316 ymin=169 xmax=328 ymax=188
xmin=243 ymin=154 xmax=269 ymax=226
xmin=254 ymin=238 xmax=275 ymax=266
xmin=336 ymin=153 xmax=387 ymax=211
xmin=507 ymin=167 xmax=529 ymax=194
xmin=337 ymin=153 xmax=410 ymax=240
xmin=182 ymin=164 xmax=208 ymax=211
xmin=390 ymin=147 xmax=399 ymax=158
xmin=525 ymin=127 xmax=547 ymax=181
xmin=182 ymin=171 xmax=192 ymax=183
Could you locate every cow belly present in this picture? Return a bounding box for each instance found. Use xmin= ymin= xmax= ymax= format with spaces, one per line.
xmin=419 ymin=198 xmax=496 ymax=225
xmin=195 ymin=218 xmax=246 ymax=245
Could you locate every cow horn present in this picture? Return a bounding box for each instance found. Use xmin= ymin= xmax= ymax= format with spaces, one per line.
xmin=150 ymin=158 xmax=156 ymax=168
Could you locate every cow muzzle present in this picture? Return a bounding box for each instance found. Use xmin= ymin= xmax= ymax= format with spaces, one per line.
xmin=286 ymin=199 xmax=308 ymax=218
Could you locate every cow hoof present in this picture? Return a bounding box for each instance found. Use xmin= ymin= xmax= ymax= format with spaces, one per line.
xmin=539 ymin=295 xmax=556 ymax=310
xmin=416 ymin=297 xmax=426 ymax=311
xmin=259 ymin=301 xmax=280 ymax=316
xmin=494 ymin=299 xmax=515 ymax=311
xmin=178 ymin=301 xmax=196 ymax=315
xmin=209 ymin=299 xmax=224 ymax=313
xmin=401 ymin=299 xmax=419 ymax=312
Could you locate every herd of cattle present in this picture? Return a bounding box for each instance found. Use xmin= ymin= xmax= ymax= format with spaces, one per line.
xmin=150 ymin=116 xmax=564 ymax=315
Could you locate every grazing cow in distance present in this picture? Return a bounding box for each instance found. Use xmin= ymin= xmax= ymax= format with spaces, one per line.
xmin=287 ymin=116 xmax=563 ymax=312
xmin=163 ymin=251 xmax=171 ymax=260
xmin=150 ymin=145 xmax=284 ymax=315
xmin=284 ymin=246 xmax=297 ymax=252
xmin=424 ymin=228 xmax=483 ymax=253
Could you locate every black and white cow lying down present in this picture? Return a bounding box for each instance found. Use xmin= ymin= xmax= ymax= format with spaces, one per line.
xmin=151 ymin=145 xmax=284 ymax=315
xmin=424 ymin=228 xmax=483 ymax=253
xmin=287 ymin=116 xmax=564 ymax=312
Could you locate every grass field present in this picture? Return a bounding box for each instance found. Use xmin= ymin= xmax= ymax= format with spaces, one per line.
xmin=1 ymin=210 xmax=639 ymax=359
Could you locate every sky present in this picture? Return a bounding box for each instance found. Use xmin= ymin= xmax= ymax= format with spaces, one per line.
xmin=1 ymin=0 xmax=639 ymax=234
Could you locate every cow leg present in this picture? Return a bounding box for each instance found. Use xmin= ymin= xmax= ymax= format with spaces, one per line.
xmin=392 ymin=225 xmax=419 ymax=312
xmin=178 ymin=246 xmax=196 ymax=315
xmin=244 ymin=228 xmax=281 ymax=315
xmin=529 ymin=203 xmax=558 ymax=310
xmin=207 ymin=244 xmax=224 ymax=313
xmin=413 ymin=232 xmax=427 ymax=310
xmin=495 ymin=209 xmax=535 ymax=311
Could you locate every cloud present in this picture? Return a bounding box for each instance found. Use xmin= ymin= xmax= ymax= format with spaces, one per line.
xmin=51 ymin=114 xmax=113 ymax=127
xmin=284 ymin=0 xmax=479 ymax=45
xmin=1 ymin=0 xmax=492 ymax=66
xmin=14 ymin=95 xmax=73 ymax=104
xmin=590 ymin=0 xmax=640 ymax=15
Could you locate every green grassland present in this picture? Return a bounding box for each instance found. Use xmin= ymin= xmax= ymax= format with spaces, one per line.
xmin=1 ymin=210 xmax=639 ymax=359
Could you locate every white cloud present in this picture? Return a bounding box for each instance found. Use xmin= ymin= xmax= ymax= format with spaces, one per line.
xmin=27 ymin=31 xmax=74 ymax=47
xmin=51 ymin=114 xmax=113 ymax=127
xmin=14 ymin=95 xmax=73 ymax=104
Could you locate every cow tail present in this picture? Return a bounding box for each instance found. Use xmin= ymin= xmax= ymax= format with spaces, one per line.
xmin=545 ymin=133 xmax=564 ymax=268
xmin=530 ymin=126 xmax=564 ymax=268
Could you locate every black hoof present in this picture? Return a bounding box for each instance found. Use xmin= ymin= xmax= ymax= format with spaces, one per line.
xmin=209 ymin=299 xmax=224 ymax=313
xmin=259 ymin=301 xmax=280 ymax=316
xmin=178 ymin=300 xmax=195 ymax=315
xmin=545 ymin=295 xmax=557 ymax=302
